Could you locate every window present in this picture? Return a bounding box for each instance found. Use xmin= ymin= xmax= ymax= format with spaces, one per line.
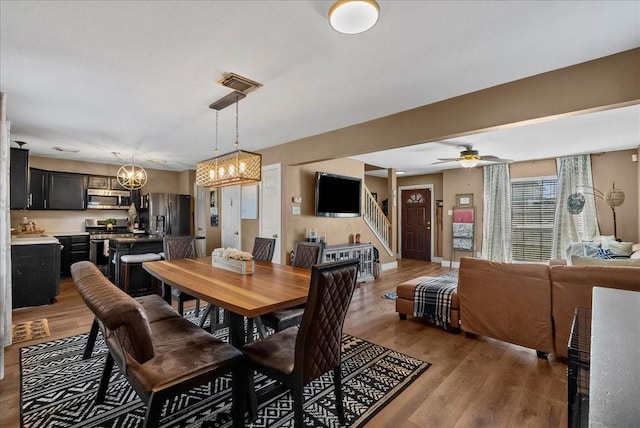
xmin=511 ymin=177 xmax=557 ymax=261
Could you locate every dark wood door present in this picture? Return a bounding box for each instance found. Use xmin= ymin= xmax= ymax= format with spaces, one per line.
xmin=401 ymin=188 xmax=432 ymax=261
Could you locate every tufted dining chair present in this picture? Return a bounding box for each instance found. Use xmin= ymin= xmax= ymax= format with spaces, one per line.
xmin=252 ymin=237 xmax=276 ymax=262
xmin=163 ymin=236 xmax=200 ymax=317
xmin=242 ymin=259 xmax=360 ymax=427
xmin=258 ymin=241 xmax=324 ymax=336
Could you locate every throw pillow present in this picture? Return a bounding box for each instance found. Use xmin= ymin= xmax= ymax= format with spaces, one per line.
xmin=607 ymin=241 xmax=634 ymax=256
xmin=631 ymin=250 xmax=640 ymax=260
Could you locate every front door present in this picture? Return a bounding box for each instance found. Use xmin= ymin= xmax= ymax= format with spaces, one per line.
xmin=401 ymin=188 xmax=432 ymax=261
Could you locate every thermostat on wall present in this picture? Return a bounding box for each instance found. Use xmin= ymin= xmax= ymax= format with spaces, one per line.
xmin=292 ymin=196 xmax=302 ymax=203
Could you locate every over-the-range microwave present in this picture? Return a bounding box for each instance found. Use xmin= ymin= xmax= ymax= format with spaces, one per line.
xmin=86 ymin=189 xmax=132 ymax=210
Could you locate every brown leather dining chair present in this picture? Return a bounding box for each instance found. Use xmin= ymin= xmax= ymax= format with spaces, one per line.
xmin=243 ymin=258 xmax=360 ymax=427
xmin=259 ymin=241 xmax=324 ymax=335
xmin=163 ymin=236 xmax=200 ymax=316
xmin=252 ymin=237 xmax=276 ymax=262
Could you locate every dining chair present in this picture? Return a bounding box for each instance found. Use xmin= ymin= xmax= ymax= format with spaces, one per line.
xmin=258 ymin=241 xmax=324 ymax=336
xmin=252 ymin=237 xmax=276 ymax=262
xmin=242 ymin=258 xmax=360 ymax=427
xmin=163 ymin=236 xmax=200 ymax=317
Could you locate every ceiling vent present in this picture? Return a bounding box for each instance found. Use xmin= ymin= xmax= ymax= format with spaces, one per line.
xmin=209 ymin=91 xmax=246 ymax=111
xmin=218 ymin=72 xmax=263 ymax=94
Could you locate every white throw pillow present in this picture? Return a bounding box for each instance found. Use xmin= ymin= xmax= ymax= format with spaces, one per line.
xmin=607 ymin=241 xmax=633 ymax=256
xmin=571 ymin=255 xmax=640 ymax=267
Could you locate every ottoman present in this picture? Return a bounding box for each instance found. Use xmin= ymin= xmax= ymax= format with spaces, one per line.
xmin=395 ymin=276 xmax=460 ymax=333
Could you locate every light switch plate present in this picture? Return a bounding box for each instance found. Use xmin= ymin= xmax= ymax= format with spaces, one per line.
xmin=292 ymin=206 xmax=301 ymax=215
xmin=448 ymin=209 xmax=453 ymax=215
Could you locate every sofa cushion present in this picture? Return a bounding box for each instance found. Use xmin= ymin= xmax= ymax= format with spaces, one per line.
xmin=571 ymin=256 xmax=640 ymax=267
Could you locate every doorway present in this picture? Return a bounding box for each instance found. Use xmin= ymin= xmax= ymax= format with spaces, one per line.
xmin=400 ymin=187 xmax=432 ymax=261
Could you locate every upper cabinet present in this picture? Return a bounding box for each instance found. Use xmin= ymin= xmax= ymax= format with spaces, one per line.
xmin=10 ymin=148 xmax=29 ymax=209
xmin=48 ymin=171 xmax=88 ymax=209
xmin=29 ymin=169 xmax=88 ymax=210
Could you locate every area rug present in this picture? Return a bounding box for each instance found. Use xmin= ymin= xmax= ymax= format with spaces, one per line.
xmin=20 ymin=328 xmax=430 ymax=427
xmin=12 ymin=319 xmax=50 ymax=344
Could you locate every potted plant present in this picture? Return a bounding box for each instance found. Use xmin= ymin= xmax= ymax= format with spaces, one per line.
xmin=104 ymin=218 xmax=116 ymax=231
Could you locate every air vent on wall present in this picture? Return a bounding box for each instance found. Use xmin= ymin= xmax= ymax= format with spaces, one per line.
xmin=218 ymin=72 xmax=263 ymax=94
xmin=209 ymin=91 xmax=247 ymax=111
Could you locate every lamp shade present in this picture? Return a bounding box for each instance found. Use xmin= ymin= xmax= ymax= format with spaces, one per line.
xmin=567 ymin=192 xmax=586 ymax=214
xmin=604 ymin=187 xmax=625 ymax=208
xmin=196 ymin=149 xmax=262 ymax=188
xmin=329 ymin=0 xmax=379 ymax=34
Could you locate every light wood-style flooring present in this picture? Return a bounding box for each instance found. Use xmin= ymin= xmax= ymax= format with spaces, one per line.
xmin=0 ymin=259 xmax=568 ymax=427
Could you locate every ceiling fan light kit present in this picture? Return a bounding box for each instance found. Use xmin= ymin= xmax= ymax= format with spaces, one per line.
xmin=433 ymin=144 xmax=512 ymax=169
xmin=329 ymin=0 xmax=379 ymax=34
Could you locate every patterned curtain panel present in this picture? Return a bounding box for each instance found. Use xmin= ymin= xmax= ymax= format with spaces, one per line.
xmin=482 ymin=163 xmax=512 ymax=262
xmin=0 ymin=93 xmax=12 ymax=380
xmin=551 ymin=154 xmax=600 ymax=259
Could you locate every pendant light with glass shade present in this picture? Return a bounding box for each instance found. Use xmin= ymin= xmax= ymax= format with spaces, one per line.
xmin=195 ymin=94 xmax=262 ymax=188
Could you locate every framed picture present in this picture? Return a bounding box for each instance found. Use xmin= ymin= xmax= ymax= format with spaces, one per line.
xmin=456 ymin=193 xmax=473 ymax=207
xmin=210 ymin=189 xmax=218 ymax=227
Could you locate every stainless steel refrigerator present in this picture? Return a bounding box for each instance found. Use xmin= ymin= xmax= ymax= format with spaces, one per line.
xmin=140 ymin=193 xmax=191 ymax=236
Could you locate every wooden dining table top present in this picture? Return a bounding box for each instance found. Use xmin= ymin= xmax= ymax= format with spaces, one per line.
xmin=143 ymin=256 xmax=312 ymax=318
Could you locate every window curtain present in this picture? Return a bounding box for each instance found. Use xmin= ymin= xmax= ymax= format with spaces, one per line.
xmin=482 ymin=163 xmax=512 ymax=262
xmin=551 ymin=154 xmax=600 ymax=259
xmin=0 ymin=92 xmax=12 ymax=380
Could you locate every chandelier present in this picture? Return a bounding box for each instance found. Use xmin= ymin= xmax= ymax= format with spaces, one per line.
xmin=196 ymin=95 xmax=262 ymax=188
xmin=117 ymin=156 xmax=147 ymax=190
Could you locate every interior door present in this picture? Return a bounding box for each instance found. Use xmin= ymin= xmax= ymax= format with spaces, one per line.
xmin=221 ymin=185 xmax=241 ymax=249
xmin=401 ymin=188 xmax=432 ymax=261
xmin=259 ymin=164 xmax=282 ymax=264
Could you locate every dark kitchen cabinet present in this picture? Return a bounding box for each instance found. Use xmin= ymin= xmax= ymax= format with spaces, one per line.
xmin=29 ymin=168 xmax=47 ymax=210
xmin=10 ymin=148 xmax=29 ymax=209
xmin=11 ymin=243 xmax=61 ymax=308
xmin=29 ymin=169 xmax=88 ymax=210
xmin=48 ymin=171 xmax=88 ymax=209
xmin=56 ymin=234 xmax=90 ymax=276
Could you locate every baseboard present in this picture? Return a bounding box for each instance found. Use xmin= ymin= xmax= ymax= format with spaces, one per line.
xmin=381 ymin=261 xmax=398 ymax=271
xmin=441 ymin=260 xmax=460 ymax=269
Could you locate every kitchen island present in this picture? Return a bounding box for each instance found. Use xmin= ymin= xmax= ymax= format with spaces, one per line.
xmin=108 ymin=235 xmax=164 ymax=286
xmin=11 ymin=234 xmax=61 ymax=308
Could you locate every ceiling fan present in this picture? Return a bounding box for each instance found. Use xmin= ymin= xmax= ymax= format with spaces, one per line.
xmin=433 ymin=145 xmax=513 ymax=168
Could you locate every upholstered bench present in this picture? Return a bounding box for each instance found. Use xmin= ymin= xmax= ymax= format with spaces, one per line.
xmin=71 ymin=261 xmax=245 ymax=428
xmin=395 ymin=276 xmax=460 ymax=333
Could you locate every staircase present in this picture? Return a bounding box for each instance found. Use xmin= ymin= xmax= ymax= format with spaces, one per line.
xmin=363 ymin=186 xmax=393 ymax=255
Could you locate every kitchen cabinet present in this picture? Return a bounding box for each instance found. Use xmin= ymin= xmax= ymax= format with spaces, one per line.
xmin=56 ymin=234 xmax=90 ymax=276
xmin=29 ymin=169 xmax=88 ymax=210
xmin=29 ymin=168 xmax=47 ymax=210
xmin=10 ymin=147 xmax=29 ymax=209
xmin=48 ymin=171 xmax=88 ymax=209
xmin=11 ymin=242 xmax=61 ymax=308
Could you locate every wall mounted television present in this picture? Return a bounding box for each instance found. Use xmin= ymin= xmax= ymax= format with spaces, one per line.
xmin=315 ymin=172 xmax=361 ymax=218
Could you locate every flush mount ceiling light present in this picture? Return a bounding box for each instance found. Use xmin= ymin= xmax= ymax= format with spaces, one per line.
xmin=196 ymin=94 xmax=262 ymax=188
xmin=329 ymin=0 xmax=380 ymax=34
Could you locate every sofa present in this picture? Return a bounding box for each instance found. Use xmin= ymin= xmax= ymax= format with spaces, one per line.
xmin=397 ymin=257 xmax=640 ymax=359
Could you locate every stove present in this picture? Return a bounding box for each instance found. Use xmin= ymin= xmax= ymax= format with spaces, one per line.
xmin=86 ymin=218 xmax=136 ymax=275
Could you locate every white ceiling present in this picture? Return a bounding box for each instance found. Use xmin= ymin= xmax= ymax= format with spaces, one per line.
xmin=1 ymin=1 xmax=639 ymax=174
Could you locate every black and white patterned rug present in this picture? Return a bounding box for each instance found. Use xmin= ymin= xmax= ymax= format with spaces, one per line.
xmin=20 ymin=319 xmax=430 ymax=428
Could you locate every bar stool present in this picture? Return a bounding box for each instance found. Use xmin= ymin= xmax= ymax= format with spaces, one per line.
xmin=119 ymin=253 xmax=162 ymax=297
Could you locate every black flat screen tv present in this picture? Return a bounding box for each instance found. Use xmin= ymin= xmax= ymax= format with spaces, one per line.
xmin=315 ymin=172 xmax=361 ymax=218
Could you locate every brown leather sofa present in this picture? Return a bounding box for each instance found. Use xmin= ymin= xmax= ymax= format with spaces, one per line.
xmin=71 ymin=261 xmax=245 ymax=427
xmin=550 ymin=264 xmax=640 ymax=358
xmin=397 ymin=257 xmax=640 ymax=359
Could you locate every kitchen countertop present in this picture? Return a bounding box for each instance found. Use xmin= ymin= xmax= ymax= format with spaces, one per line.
xmin=109 ymin=235 xmax=164 ymax=244
xmin=11 ymin=234 xmax=61 ymax=246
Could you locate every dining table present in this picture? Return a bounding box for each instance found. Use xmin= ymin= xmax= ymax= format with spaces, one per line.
xmin=142 ymin=256 xmax=312 ymax=347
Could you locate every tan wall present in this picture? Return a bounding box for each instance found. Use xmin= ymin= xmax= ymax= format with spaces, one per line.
xmin=591 ymin=149 xmax=638 ymax=241
xmin=364 ymin=175 xmax=389 ymax=208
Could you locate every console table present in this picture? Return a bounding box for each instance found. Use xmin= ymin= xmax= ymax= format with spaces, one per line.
xmin=321 ymin=242 xmax=374 ymax=282
xmin=589 ymin=287 xmax=640 ymax=427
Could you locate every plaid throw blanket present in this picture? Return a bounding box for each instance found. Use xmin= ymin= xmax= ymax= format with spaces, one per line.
xmin=413 ymin=275 xmax=458 ymax=327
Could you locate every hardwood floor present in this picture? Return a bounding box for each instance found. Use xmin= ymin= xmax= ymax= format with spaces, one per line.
xmin=0 ymin=259 xmax=568 ymax=427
